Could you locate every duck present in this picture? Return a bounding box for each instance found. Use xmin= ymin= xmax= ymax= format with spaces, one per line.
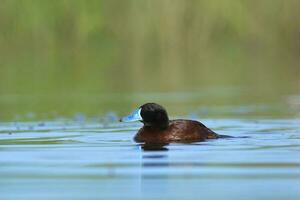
xmin=120 ymin=103 xmax=221 ymax=144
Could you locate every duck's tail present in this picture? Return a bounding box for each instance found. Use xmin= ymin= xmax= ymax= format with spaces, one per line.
xmin=207 ymin=130 xmax=234 ymax=139
xmin=217 ymin=134 xmax=234 ymax=138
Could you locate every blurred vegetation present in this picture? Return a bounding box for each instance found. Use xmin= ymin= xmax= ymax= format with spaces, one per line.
xmin=0 ymin=0 xmax=299 ymax=120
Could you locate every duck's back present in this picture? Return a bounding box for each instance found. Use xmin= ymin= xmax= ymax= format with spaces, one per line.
xmin=134 ymin=119 xmax=218 ymax=143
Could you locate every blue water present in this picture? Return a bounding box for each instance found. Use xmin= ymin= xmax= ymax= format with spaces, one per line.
xmin=0 ymin=112 xmax=300 ymax=199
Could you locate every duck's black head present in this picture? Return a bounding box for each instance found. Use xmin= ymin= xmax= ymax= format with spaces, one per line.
xmin=140 ymin=103 xmax=169 ymax=129
xmin=121 ymin=103 xmax=169 ymax=130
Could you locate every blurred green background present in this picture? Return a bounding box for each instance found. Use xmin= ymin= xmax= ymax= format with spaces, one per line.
xmin=0 ymin=0 xmax=299 ymax=120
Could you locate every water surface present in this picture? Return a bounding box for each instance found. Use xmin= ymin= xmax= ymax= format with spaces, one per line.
xmin=1 ymin=105 xmax=300 ymax=199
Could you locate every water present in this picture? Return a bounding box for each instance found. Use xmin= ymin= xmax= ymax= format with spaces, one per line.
xmin=1 ymin=105 xmax=300 ymax=200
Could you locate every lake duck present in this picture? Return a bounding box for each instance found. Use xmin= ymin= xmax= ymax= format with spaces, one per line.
xmin=120 ymin=103 xmax=220 ymax=144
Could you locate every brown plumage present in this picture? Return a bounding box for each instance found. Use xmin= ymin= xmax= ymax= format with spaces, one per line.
xmin=134 ymin=119 xmax=218 ymax=143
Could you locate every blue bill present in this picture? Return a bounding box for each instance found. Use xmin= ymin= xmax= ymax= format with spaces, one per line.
xmin=120 ymin=108 xmax=142 ymax=122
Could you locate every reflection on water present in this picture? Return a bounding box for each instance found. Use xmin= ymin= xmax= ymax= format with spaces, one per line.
xmin=0 ymin=106 xmax=300 ymax=199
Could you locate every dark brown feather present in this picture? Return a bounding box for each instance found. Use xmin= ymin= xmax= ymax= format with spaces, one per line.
xmin=134 ymin=119 xmax=218 ymax=143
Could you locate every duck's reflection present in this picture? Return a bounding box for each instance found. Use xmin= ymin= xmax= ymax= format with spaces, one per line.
xmin=138 ymin=143 xmax=170 ymax=196
xmin=141 ymin=143 xmax=169 ymax=151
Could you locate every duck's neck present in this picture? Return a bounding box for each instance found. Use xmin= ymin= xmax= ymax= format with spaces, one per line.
xmin=144 ymin=121 xmax=169 ymax=130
